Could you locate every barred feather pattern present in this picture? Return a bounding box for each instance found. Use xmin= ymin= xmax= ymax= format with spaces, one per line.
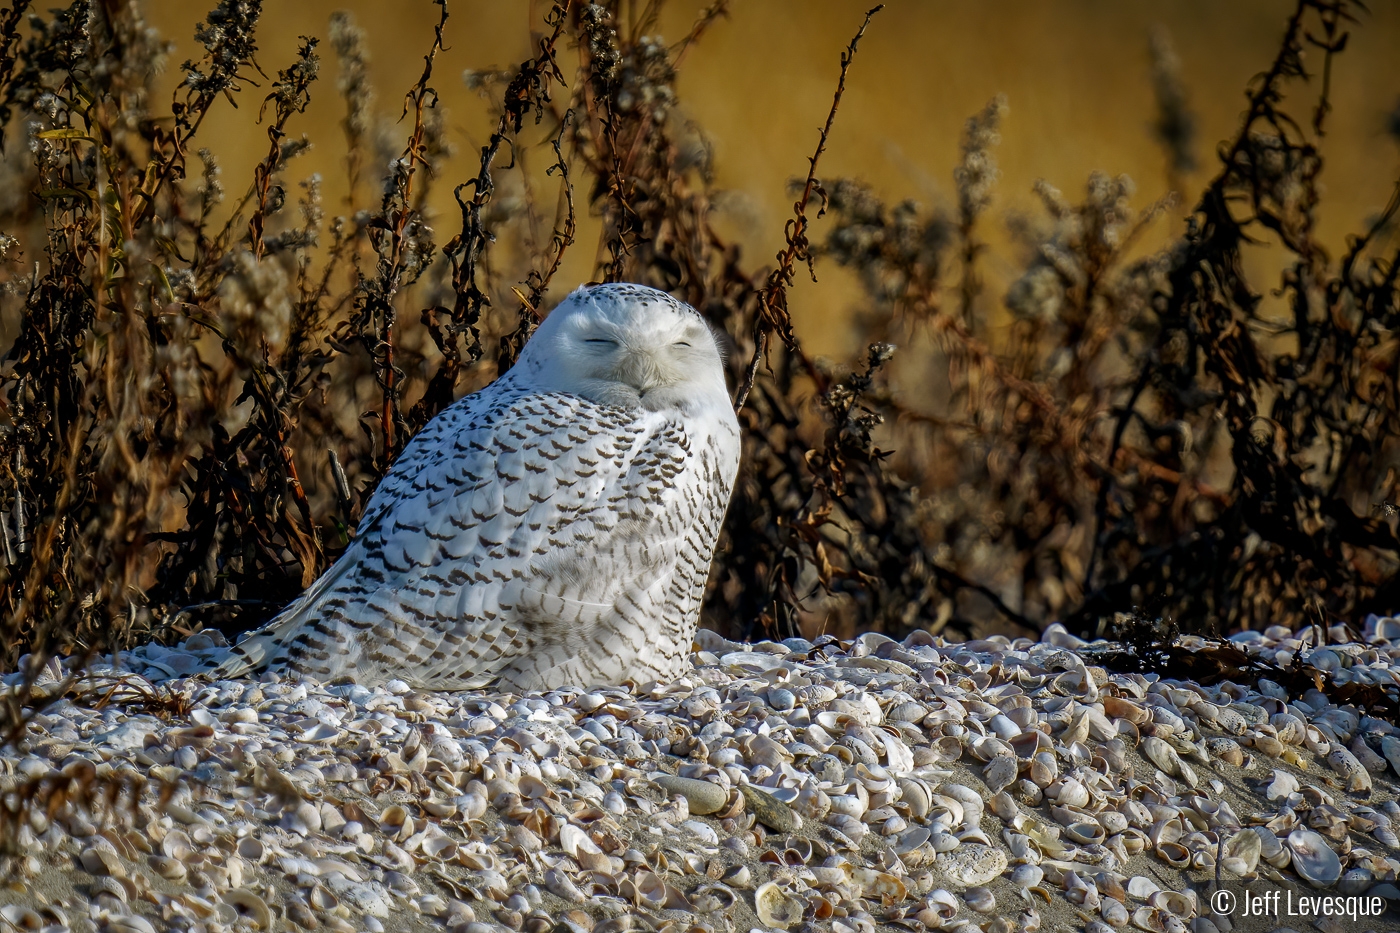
xmin=207 ymin=284 xmax=741 ymax=691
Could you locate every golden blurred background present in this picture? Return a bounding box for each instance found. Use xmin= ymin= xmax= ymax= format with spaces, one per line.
xmin=137 ymin=0 xmax=1400 ymax=363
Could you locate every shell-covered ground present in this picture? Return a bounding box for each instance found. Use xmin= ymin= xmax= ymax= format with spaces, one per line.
xmin=3 ymin=622 xmax=1400 ymax=933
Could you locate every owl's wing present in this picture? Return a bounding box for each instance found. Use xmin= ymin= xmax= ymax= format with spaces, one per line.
xmin=211 ymin=387 xmax=698 ymax=687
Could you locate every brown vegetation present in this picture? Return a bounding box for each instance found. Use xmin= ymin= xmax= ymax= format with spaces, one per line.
xmin=0 ymin=0 xmax=1396 ymax=707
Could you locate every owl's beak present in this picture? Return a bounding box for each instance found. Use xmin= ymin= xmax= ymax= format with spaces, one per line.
xmin=616 ymin=346 xmax=672 ymax=394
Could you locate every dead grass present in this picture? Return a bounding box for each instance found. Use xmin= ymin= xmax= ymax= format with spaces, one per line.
xmin=0 ymin=0 xmax=1395 ymax=698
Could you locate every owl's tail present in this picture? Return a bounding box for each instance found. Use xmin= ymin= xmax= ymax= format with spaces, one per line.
xmin=204 ymin=549 xmax=361 ymax=681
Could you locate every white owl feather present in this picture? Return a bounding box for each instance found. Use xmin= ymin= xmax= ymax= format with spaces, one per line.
xmin=208 ymin=284 xmax=740 ymax=691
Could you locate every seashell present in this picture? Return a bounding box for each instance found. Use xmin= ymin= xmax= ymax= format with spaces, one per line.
xmin=1126 ymin=875 xmax=1160 ymax=900
xmin=683 ymin=819 xmax=720 ymax=845
xmin=1010 ymin=865 xmax=1043 ymax=889
xmin=898 ymin=778 xmax=932 ymax=820
xmin=1252 ymin=733 xmax=1286 ymax=759
xmin=1248 ymin=826 xmax=1289 ymax=868
xmin=1308 ymin=804 xmax=1348 ymax=840
xmin=1059 ymin=710 xmax=1093 ymax=747
xmin=89 ymin=876 xmax=128 ymax=906
xmin=1326 ymin=746 xmax=1372 ymax=793
xmin=1064 ymin=872 xmax=1100 ymax=910
xmin=1380 ymin=735 xmax=1400 ymax=778
xmin=935 ymin=843 xmax=1007 ymax=887
xmin=723 ymin=864 xmax=752 ymax=887
xmin=854 ymin=761 xmax=894 ymax=791
xmin=1204 ymin=737 xmax=1243 ymax=767
xmin=924 ymin=888 xmax=960 ymax=920
xmin=0 ymin=906 xmax=43 ymax=931
xmin=1021 ymin=820 xmax=1067 ymax=858
xmin=955 ymin=825 xmax=991 ymax=846
xmin=1130 ymin=907 xmax=1178 ymax=933
xmin=929 ymin=794 xmax=965 ymax=827
xmin=803 ymin=724 xmax=836 ymax=753
xmin=1349 ymin=734 xmax=1383 ymax=767
xmin=1101 ymin=897 xmax=1129 ymax=927
xmin=421 ymin=834 xmax=457 ymax=860
xmin=519 ymin=773 xmax=554 ymax=799
xmin=865 ymin=802 xmax=899 ymax=825
xmin=1103 ymin=696 xmax=1149 ymax=725
xmin=309 ymin=885 xmax=339 ymax=911
xmin=1029 ymin=752 xmax=1058 ymax=788
xmin=767 ymin=688 xmax=796 ymax=711
xmin=970 ymin=735 xmax=1013 ymax=763
xmin=1262 ymin=769 xmax=1299 ymax=801
xmin=889 ymin=701 xmax=928 ymax=723
xmin=777 ymin=836 xmax=815 ymax=865
xmin=989 ymin=791 xmax=1020 ymax=823
xmin=545 ymin=868 xmax=586 ymax=903
xmin=1212 ymin=706 xmax=1248 ymax=735
xmin=79 ymin=845 xmax=126 ymax=879
xmin=988 ymin=714 xmax=1020 ymax=740
xmin=1009 ymin=730 xmax=1043 ymax=760
xmin=1049 ymin=777 xmax=1089 ymax=809
xmin=1099 ymin=809 xmax=1129 ymax=836
xmin=445 ymin=789 xmax=483 ymax=819
xmin=629 ymin=871 xmax=692 ymax=911
xmin=931 ymin=735 xmax=964 ymax=762
xmin=1339 ymin=868 xmax=1374 ymax=896
xmin=1013 ymin=779 xmax=1043 ymax=805
xmin=160 ymin=829 xmax=192 ymax=861
xmin=692 ymin=884 xmax=737 ymax=913
xmin=379 ymin=804 xmax=410 ymax=835
xmin=222 ymin=889 xmax=271 ymax=930
xmin=983 ymin=754 xmax=1018 ymax=794
xmin=149 ymin=855 xmax=187 ymax=881
xmin=1286 ymin=829 xmax=1342 ymax=888
xmin=753 ymin=882 xmax=804 ymax=928
xmin=829 ymin=794 xmax=865 ymax=819
xmin=1064 ymin=821 xmax=1106 ymax=845
xmin=963 ymin=886 xmax=996 ymax=913
xmin=1220 ymin=829 xmax=1261 ymax=876
xmin=1149 ymin=890 xmax=1193 ymax=919
xmin=828 ymin=813 xmax=868 ymax=844
xmin=1155 ymin=841 xmax=1190 ymax=868
xmin=1096 ymin=739 xmax=1127 ymax=772
xmin=929 ymin=831 xmax=960 ymax=853
xmin=851 ymin=868 xmax=907 ymax=900
xmin=895 ymin=826 xmax=931 ymax=855
xmin=1139 ymin=737 xmax=1186 ymax=780
xmin=1096 ymin=874 xmax=1126 ymax=902
xmin=1148 ymin=815 xmax=1183 ymax=847
xmin=936 ymin=783 xmax=985 ymax=825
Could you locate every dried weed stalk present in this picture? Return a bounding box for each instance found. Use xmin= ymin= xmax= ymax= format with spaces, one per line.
xmin=0 ymin=0 xmax=1396 ymax=699
xmin=818 ymin=0 xmax=1400 ymax=640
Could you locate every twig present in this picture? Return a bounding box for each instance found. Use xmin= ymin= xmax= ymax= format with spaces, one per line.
xmin=735 ymin=4 xmax=883 ymax=411
xmin=500 ymin=107 xmax=578 ymax=371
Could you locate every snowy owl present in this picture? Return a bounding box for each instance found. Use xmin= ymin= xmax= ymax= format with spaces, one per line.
xmin=208 ymin=283 xmax=740 ymax=691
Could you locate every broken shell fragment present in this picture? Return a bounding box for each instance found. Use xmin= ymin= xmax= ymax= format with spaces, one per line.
xmin=754 ymin=882 xmax=804 ymax=928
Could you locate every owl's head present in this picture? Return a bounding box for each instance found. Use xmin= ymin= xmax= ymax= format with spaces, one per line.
xmin=520 ymin=283 xmax=731 ymax=412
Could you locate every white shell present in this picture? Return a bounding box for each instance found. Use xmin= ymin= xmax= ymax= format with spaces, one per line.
xmin=1287 ymin=829 xmax=1342 ymax=888
xmin=754 ymin=882 xmax=804 ymax=928
xmin=222 ymin=890 xmax=271 ymax=930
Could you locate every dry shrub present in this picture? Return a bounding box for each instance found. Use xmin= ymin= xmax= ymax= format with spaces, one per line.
xmin=0 ymin=0 xmax=1395 ymax=704
xmin=819 ymin=0 xmax=1400 ymax=640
